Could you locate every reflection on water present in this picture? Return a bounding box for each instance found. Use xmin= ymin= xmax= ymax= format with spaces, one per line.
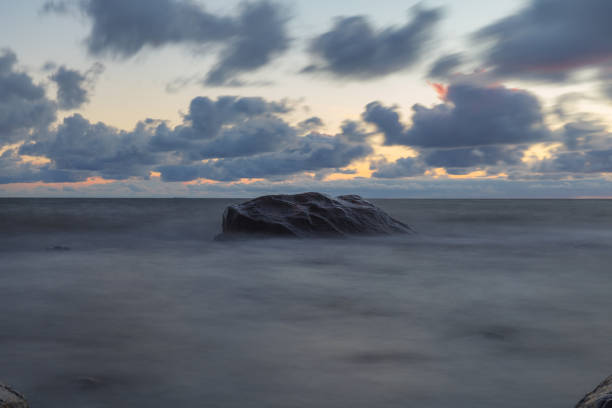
xmin=1 ymin=198 xmax=611 ymax=407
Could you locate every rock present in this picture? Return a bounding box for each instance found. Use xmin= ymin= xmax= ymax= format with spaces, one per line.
xmin=576 ymin=375 xmax=612 ymax=408
xmin=218 ymin=192 xmax=413 ymax=239
xmin=0 ymin=383 xmax=28 ymax=408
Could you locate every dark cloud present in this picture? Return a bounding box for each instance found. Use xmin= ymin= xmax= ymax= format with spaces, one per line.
xmin=158 ymin=132 xmax=372 ymax=182
xmin=362 ymin=102 xmax=406 ymax=145
xmin=427 ymin=53 xmax=463 ymax=79
xmin=305 ymin=6 xmax=442 ymax=79
xmin=9 ymin=94 xmax=369 ymax=184
xmin=423 ymin=146 xmax=525 ymax=168
xmin=362 ymin=83 xmax=554 ymax=176
xmin=533 ymin=118 xmax=612 ymax=175
xmin=149 ymin=96 xmax=293 ymax=156
xmin=298 ymin=117 xmax=324 ymax=132
xmin=371 ymin=157 xmax=425 ymax=178
xmin=369 ymin=145 xmax=525 ymax=179
xmin=474 ymin=0 xmax=612 ymax=80
xmin=369 ymin=145 xmax=527 ymax=179
xmin=0 ymin=147 xmax=88 ymax=184
xmin=559 ymin=120 xmax=609 ymax=151
xmin=338 ymin=120 xmax=370 ymax=142
xmin=21 ymin=114 xmax=157 ymax=180
xmin=79 ymin=0 xmax=233 ymax=57
xmin=0 ymin=49 xmax=57 ymax=144
xmin=364 ymin=83 xmax=550 ymax=148
xmin=204 ymin=1 xmax=290 ymax=86
xmin=49 ymin=67 xmax=87 ymax=110
xmin=186 ymin=95 xmax=290 ymax=134
xmin=48 ymin=62 xmax=103 ymax=110
xmin=536 ymin=149 xmax=612 ymax=174
xmin=197 ymin=117 xmax=296 ymax=159
xmin=0 ymin=66 xmax=606 ymax=188
xmin=53 ymin=0 xmax=290 ymax=86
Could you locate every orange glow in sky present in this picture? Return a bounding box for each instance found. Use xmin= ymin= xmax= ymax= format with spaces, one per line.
xmin=1 ymin=177 xmax=116 ymax=192
xmin=429 ymin=82 xmax=449 ymax=101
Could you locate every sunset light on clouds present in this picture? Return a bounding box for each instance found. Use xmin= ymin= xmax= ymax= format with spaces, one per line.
xmin=1 ymin=0 xmax=611 ymax=197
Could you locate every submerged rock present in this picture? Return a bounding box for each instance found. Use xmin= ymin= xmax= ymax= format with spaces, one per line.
xmin=576 ymin=375 xmax=612 ymax=408
xmin=0 ymin=383 xmax=28 ymax=408
xmin=218 ymin=192 xmax=412 ymax=239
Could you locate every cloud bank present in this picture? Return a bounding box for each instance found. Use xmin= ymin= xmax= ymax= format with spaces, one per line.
xmin=12 ymin=89 xmax=371 ymax=184
xmin=2 ymin=59 xmax=609 ymax=191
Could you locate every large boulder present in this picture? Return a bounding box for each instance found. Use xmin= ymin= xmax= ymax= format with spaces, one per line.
xmin=0 ymin=383 xmax=28 ymax=408
xmin=218 ymin=192 xmax=412 ymax=239
xmin=576 ymin=375 xmax=612 ymax=408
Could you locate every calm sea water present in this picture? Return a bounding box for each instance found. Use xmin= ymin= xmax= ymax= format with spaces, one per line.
xmin=1 ymin=198 xmax=611 ymax=407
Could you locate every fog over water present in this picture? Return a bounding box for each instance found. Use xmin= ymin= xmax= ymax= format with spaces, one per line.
xmin=1 ymin=198 xmax=611 ymax=407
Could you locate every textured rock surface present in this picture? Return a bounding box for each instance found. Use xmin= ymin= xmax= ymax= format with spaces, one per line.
xmin=576 ymin=375 xmax=612 ymax=408
xmin=0 ymin=383 xmax=28 ymax=408
xmin=219 ymin=192 xmax=413 ymax=239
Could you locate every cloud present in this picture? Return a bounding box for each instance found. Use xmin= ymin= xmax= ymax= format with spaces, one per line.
xmin=371 ymin=157 xmax=425 ymax=178
xmin=599 ymin=63 xmax=612 ymax=100
xmin=536 ymin=149 xmax=612 ymax=174
xmin=49 ymin=66 xmax=90 ymax=110
xmin=305 ymin=6 xmax=442 ymax=79
xmin=10 ymin=94 xmax=369 ymax=184
xmin=149 ymin=95 xmax=293 ymax=156
xmin=203 ymin=1 xmax=290 ymax=85
xmin=0 ymin=146 xmax=88 ymax=184
xmin=298 ymin=116 xmax=324 ymax=132
xmin=363 ymin=83 xmax=550 ymax=148
xmin=21 ymin=114 xmax=158 ymax=180
xmin=427 ymin=53 xmax=463 ymax=79
xmin=187 ymin=95 xmax=290 ymax=134
xmin=197 ymin=117 xmax=296 ymax=159
xmin=474 ymin=0 xmax=612 ymax=80
xmin=78 ymin=0 xmax=233 ymax=57
xmin=338 ymin=120 xmax=370 ymax=142
xmin=369 ymin=145 xmax=528 ymax=179
xmin=0 ymin=49 xmax=57 ymax=144
xmin=423 ymin=146 xmax=525 ymax=168
xmin=51 ymin=0 xmax=290 ymax=86
xmin=362 ymin=83 xmax=556 ymax=176
xmin=158 ymin=132 xmax=372 ymax=182
xmin=559 ymin=120 xmax=609 ymax=151
xmin=361 ymin=101 xmax=406 ymax=145
xmin=0 ymin=52 xmax=606 ymax=188
xmin=532 ymin=118 xmax=612 ymax=175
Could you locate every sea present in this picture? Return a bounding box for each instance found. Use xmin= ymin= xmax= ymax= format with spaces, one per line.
xmin=1 ymin=198 xmax=611 ymax=408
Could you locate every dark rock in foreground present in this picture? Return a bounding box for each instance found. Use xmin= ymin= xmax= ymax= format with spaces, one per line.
xmin=0 ymin=383 xmax=28 ymax=408
xmin=576 ymin=375 xmax=612 ymax=408
xmin=218 ymin=192 xmax=413 ymax=239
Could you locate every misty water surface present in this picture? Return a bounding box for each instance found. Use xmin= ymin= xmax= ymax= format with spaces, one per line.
xmin=1 ymin=198 xmax=611 ymax=407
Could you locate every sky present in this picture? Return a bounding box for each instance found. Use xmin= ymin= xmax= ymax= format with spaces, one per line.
xmin=0 ymin=0 xmax=611 ymax=198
